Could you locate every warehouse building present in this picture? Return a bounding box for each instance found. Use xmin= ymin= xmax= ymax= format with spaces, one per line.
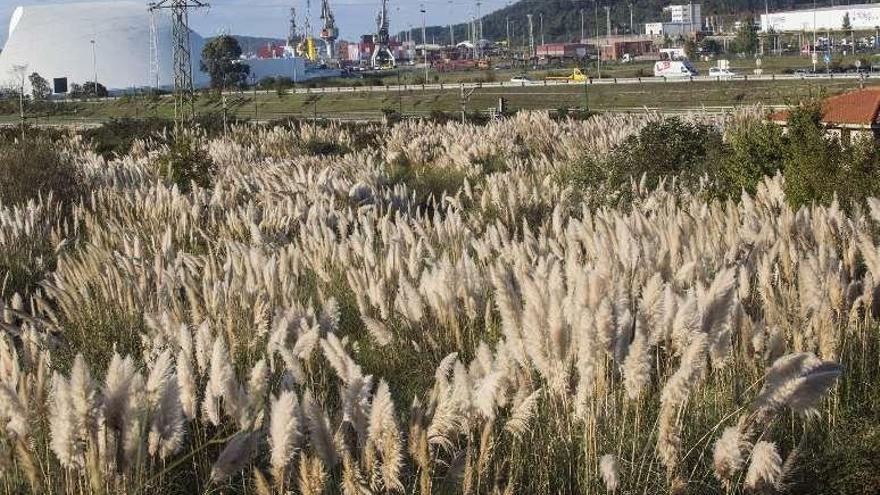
xmin=760 ymin=3 xmax=880 ymax=32
xmin=536 ymin=43 xmax=592 ymax=59
xmin=0 ymin=1 xmax=209 ymax=93
xmin=645 ymin=3 xmax=703 ymax=37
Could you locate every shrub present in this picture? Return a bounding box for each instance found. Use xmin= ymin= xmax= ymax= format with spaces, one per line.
xmin=83 ymin=117 xmax=173 ymax=157
xmin=156 ymin=132 xmax=216 ymax=192
xmin=783 ymin=101 xmax=880 ymax=209
xmin=0 ymin=138 xmax=83 ymax=207
xmin=566 ymin=117 xmax=724 ymax=206
xmin=722 ymin=116 xmax=787 ymax=196
xmin=302 ymin=139 xmax=348 ymax=157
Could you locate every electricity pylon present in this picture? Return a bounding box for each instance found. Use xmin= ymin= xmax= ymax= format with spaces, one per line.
xmin=148 ymin=0 xmax=208 ymax=127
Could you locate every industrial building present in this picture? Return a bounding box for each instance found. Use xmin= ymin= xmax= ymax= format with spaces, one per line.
xmin=645 ymin=3 xmax=703 ymax=37
xmin=0 ymin=1 xmax=208 ymax=93
xmin=536 ymin=43 xmax=591 ymax=59
xmin=760 ymin=3 xmax=880 ymax=32
xmin=600 ymin=40 xmax=657 ymax=61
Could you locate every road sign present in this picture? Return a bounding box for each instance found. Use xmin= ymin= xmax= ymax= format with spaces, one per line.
xmin=824 ymin=53 xmax=831 ymax=64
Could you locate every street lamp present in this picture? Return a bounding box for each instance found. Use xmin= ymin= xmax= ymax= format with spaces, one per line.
xmin=91 ymin=39 xmax=98 ymax=95
xmin=421 ymin=5 xmax=429 ymax=84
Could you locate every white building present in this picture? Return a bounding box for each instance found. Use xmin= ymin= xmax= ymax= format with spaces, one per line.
xmin=0 ymin=1 xmax=210 ymax=93
xmin=664 ymin=4 xmax=702 ymax=27
xmin=645 ymin=4 xmax=703 ymax=37
xmin=760 ymin=3 xmax=880 ymax=32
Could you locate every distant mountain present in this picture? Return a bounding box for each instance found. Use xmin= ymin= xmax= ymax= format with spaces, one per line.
xmin=404 ymin=0 xmax=838 ymax=44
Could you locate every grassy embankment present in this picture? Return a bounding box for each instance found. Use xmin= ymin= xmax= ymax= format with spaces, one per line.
xmin=0 ymin=75 xmax=866 ymax=125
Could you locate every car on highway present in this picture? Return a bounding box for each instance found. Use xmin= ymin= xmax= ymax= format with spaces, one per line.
xmin=708 ymin=67 xmax=736 ymax=78
xmin=509 ymin=75 xmax=534 ymax=84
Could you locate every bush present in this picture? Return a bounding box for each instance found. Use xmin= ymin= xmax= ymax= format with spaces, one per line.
xmin=156 ymin=132 xmax=216 ymax=192
xmin=0 ymin=138 xmax=83 ymax=207
xmin=303 ymin=139 xmax=348 ymax=157
xmin=566 ymin=117 xmax=724 ymax=206
xmin=783 ymin=101 xmax=880 ymax=209
xmin=83 ymin=118 xmax=173 ymax=157
xmin=722 ymin=116 xmax=787 ymax=196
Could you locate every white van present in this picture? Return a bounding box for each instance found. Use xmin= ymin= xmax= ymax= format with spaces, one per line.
xmin=653 ymin=60 xmax=698 ymax=77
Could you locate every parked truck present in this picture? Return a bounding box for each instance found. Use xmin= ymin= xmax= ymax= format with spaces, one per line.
xmin=545 ymin=67 xmax=588 ymax=82
xmin=653 ymin=60 xmax=698 ymax=77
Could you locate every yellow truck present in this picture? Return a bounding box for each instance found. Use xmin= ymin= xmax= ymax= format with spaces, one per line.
xmin=545 ymin=67 xmax=588 ymax=82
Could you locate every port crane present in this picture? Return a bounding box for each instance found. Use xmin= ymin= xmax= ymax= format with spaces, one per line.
xmin=371 ymin=0 xmax=395 ymax=69
xmin=296 ymin=0 xmax=318 ymax=61
xmin=319 ymin=0 xmax=339 ymax=60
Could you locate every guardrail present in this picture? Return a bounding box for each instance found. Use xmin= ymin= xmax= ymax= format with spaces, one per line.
xmin=274 ymin=72 xmax=869 ymax=96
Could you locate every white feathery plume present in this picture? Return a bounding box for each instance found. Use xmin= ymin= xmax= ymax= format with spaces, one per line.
xmin=599 ymin=454 xmax=619 ymax=492
xmin=205 ymin=336 xmax=242 ymax=425
xmin=269 ymin=390 xmax=302 ymax=480
xmin=504 ymin=388 xmax=541 ymax=438
xmin=744 ymin=441 xmax=782 ymax=491
xmin=291 ymin=325 xmax=321 ymax=360
xmin=754 ymin=353 xmax=842 ymax=416
xmin=68 ymin=354 xmax=98 ymax=441
xmin=303 ymin=390 xmax=338 ymax=468
xmin=366 ymin=379 xmax=403 ymax=492
xmin=471 ymin=370 xmax=505 ymax=420
xmin=362 ymin=316 xmax=393 ymax=347
xmin=177 ymin=348 xmax=198 ymax=420
xmin=0 ymin=383 xmax=27 ymax=439
xmin=341 ymin=374 xmax=373 ymax=445
xmin=49 ymin=373 xmax=79 ymax=467
xmin=194 ymin=321 xmax=213 ymax=375
xmin=146 ymin=349 xmax=185 ymax=459
xmin=248 ymin=358 xmax=269 ymax=407
xmin=319 ymin=297 xmax=340 ymax=333
xmin=320 ymin=333 xmax=362 ymax=384
xmin=622 ymin=323 xmax=652 ymax=400
xmin=713 ymin=426 xmax=746 ymax=484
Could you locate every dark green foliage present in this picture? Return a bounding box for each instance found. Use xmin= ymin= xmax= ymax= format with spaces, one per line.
xmin=70 ymin=81 xmax=108 ymax=98
xmin=28 ymin=72 xmax=50 ymax=101
xmin=566 ymin=118 xmax=724 ymax=207
xmin=415 ymin=0 xmax=818 ymax=45
xmin=722 ymin=117 xmax=787 ymax=195
xmin=732 ymin=17 xmax=759 ymax=54
xmin=156 ymin=133 xmax=216 ymax=193
xmin=0 ymin=138 xmax=83 ymax=207
xmin=783 ymin=102 xmax=880 ymax=209
xmin=201 ymin=35 xmax=250 ymax=90
xmin=387 ymin=156 xmax=467 ymax=211
xmin=83 ymin=117 xmax=172 ymax=157
xmin=303 ymin=139 xmax=349 ymax=157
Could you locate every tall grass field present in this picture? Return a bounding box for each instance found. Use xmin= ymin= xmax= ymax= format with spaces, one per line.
xmin=0 ymin=111 xmax=878 ymax=494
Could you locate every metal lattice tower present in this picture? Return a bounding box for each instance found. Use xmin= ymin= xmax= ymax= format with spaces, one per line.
xmin=148 ymin=0 xmax=208 ymax=126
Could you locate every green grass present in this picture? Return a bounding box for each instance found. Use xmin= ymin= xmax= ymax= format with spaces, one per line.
xmin=0 ymin=75 xmax=866 ymax=126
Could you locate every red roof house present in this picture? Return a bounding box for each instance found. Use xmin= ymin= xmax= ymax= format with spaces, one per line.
xmin=770 ymin=88 xmax=880 ymax=141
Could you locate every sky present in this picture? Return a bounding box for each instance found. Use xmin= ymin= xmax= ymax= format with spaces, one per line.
xmin=0 ymin=0 xmax=512 ymax=43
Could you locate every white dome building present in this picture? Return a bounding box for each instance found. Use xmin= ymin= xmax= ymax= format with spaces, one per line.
xmin=0 ymin=1 xmax=208 ymax=93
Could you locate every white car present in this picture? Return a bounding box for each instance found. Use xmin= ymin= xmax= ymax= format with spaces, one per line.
xmin=709 ymin=67 xmax=736 ymax=78
xmin=509 ymin=75 xmax=533 ymax=84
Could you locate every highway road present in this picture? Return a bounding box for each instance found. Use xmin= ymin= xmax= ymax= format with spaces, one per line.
xmin=268 ymin=72 xmax=871 ymax=96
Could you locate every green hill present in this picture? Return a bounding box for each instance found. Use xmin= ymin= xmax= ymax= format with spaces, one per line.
xmin=405 ymin=0 xmax=844 ymax=45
